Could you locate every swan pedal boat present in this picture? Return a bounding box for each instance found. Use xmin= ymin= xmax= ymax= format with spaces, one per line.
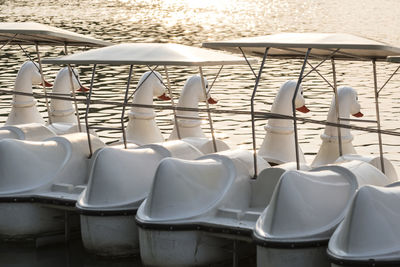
xmin=0 ymin=22 xmax=111 ymax=140
xmin=133 ymin=33 xmax=400 ymax=266
xmin=327 ymin=55 xmax=400 ymax=267
xmin=41 ymin=42 xmax=256 ymax=256
xmin=203 ymin=33 xmax=400 ymax=267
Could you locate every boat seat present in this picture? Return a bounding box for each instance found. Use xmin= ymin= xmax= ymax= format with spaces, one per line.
xmin=0 ymin=133 xmax=104 ymax=196
xmin=142 ymin=155 xmax=237 ymax=221
xmin=336 ymin=154 xmax=398 ymax=182
xmin=216 ymin=207 xmax=242 ymax=220
xmin=0 ymin=123 xmax=56 ymax=141
xmin=250 ymin=167 xmax=286 ymax=208
xmin=204 ymin=149 xmax=271 ymax=176
xmin=78 ymin=140 xmax=203 ymax=213
xmin=51 ymin=183 xmax=85 ymax=195
xmin=335 ymin=159 xmax=395 ymax=187
xmin=181 ymin=137 xmax=230 ymax=154
xmin=255 ymin=165 xmax=358 ymax=242
xmin=143 ymin=139 xmax=203 ymax=160
xmin=328 ymin=185 xmax=400 ymax=263
xmin=78 ymin=146 xmax=170 ymax=211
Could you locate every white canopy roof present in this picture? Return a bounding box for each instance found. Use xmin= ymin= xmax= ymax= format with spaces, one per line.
xmin=42 ymin=43 xmax=256 ymax=66
xmin=203 ymin=33 xmax=400 ymax=60
xmin=0 ymin=22 xmax=111 ymax=47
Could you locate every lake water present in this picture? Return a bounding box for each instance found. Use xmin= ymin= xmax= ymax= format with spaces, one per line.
xmin=1 ymin=0 xmax=400 ymax=266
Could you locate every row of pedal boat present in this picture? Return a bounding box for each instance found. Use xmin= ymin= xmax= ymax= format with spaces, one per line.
xmin=1 ymin=23 xmax=400 ymax=266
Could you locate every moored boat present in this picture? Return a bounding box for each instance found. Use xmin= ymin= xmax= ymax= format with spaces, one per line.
xmin=42 ymin=42 xmax=256 ymax=256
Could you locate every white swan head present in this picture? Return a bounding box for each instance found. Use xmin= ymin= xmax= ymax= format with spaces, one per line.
xmin=179 ymin=75 xmax=217 ymax=106
xmin=136 ymin=70 xmax=169 ymax=101
xmin=53 ymin=67 xmax=88 ymax=93
xmin=311 ymin=86 xmax=363 ymax=167
xmin=15 ymin=61 xmax=53 ymax=90
xmin=271 ymin=80 xmax=309 ymax=116
xmin=335 ymin=86 xmax=363 ymax=118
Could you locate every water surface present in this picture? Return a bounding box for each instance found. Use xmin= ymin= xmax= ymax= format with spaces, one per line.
xmin=1 ymin=0 xmax=400 ymax=265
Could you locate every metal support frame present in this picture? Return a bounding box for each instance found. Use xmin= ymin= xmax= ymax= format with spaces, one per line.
xmin=250 ymin=48 xmax=269 ymax=178
xmin=35 ymin=42 xmax=52 ymax=124
xmin=239 ymin=47 xmax=257 ymax=78
xmin=331 ymin=58 xmax=343 ymax=156
xmin=64 ymin=211 xmax=70 ymax=242
xmin=0 ymin=34 xmax=18 ymax=51
xmin=233 ymin=240 xmax=239 ymax=267
xmin=121 ymin=65 xmax=134 ymax=149
xmin=199 ymin=66 xmax=217 ymax=152
xmin=293 ymin=48 xmax=311 ymax=170
xmin=372 ymin=59 xmax=385 ymax=174
xmin=128 ymin=66 xmax=160 ymax=100
xmin=164 ymin=65 xmax=181 ymax=139
xmin=208 ymin=65 xmax=224 ymax=93
xmin=85 ymin=64 xmax=97 ymax=158
xmin=64 ymin=43 xmax=82 ymax=132
xmin=379 ymin=65 xmax=400 ymax=95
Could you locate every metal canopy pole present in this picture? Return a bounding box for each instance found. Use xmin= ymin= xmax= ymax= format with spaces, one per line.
xmin=372 ymin=59 xmax=385 ymax=174
xmin=85 ymin=64 xmax=97 ymax=158
xmin=293 ymin=48 xmax=311 ymax=170
xmin=64 ymin=43 xmax=83 ymax=132
xmin=0 ymin=34 xmax=18 ymax=51
xmin=199 ymin=66 xmax=217 ymax=152
xmin=35 ymin=42 xmax=52 ymax=124
xmin=121 ymin=65 xmax=134 ymax=149
xmin=331 ymin=58 xmax=343 ymax=157
xmin=164 ymin=65 xmax=181 ymax=140
xmin=251 ymin=47 xmax=269 ymax=178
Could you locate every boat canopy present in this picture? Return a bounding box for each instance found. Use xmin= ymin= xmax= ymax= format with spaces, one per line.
xmin=41 ymin=43 xmax=256 ymax=66
xmin=203 ymin=33 xmax=400 ymax=60
xmin=0 ymin=22 xmax=111 ymax=47
xmin=387 ymin=56 xmax=400 ymax=63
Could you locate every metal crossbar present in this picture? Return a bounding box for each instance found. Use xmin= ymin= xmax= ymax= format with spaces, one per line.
xmin=0 ymin=89 xmax=398 ymax=137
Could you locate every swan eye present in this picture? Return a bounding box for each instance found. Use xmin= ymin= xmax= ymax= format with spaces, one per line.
xmin=356 ymin=96 xmax=358 ymax=101
xmin=300 ymin=91 xmax=303 ymax=95
xmin=206 ymin=84 xmax=209 ymax=89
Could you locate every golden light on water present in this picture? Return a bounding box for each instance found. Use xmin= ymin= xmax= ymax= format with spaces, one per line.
xmin=120 ymin=0 xmax=231 ymax=9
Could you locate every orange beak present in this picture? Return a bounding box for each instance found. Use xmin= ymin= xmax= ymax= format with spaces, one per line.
xmin=207 ymin=97 xmax=218 ymax=104
xmin=77 ymin=85 xmax=90 ymax=92
xmin=158 ymin=93 xmax=171 ymax=101
xmin=296 ymin=105 xmax=310 ymax=113
xmin=352 ymin=111 xmax=364 ymax=118
xmin=40 ymin=80 xmax=53 ymax=87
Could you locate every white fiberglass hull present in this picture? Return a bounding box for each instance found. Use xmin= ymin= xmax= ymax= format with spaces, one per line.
xmin=138 ymin=228 xmax=232 ymax=267
xmin=80 ymin=215 xmax=139 ymax=257
xmin=257 ymin=245 xmax=330 ymax=267
xmin=0 ymin=203 xmax=64 ymax=241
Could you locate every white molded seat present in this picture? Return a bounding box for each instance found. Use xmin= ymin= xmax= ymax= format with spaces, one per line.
xmin=255 ymin=165 xmax=358 ymax=243
xmin=0 ymin=133 xmax=104 ymax=197
xmin=328 ymin=184 xmax=400 ymax=263
xmin=142 ymin=155 xmax=237 ymax=221
xmin=78 ymin=140 xmax=204 ymax=212
xmin=0 ymin=123 xmax=56 ymax=141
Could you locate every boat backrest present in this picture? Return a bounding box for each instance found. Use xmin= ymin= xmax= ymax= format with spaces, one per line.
xmin=335 ymin=159 xmax=395 ymax=187
xmin=0 ymin=133 xmax=104 ymax=195
xmin=181 ymin=137 xmax=230 ymax=154
xmin=250 ymin=167 xmax=285 ymax=208
xmin=336 ymin=154 xmax=398 ymax=182
xmin=143 ymin=139 xmax=203 ymax=160
xmin=329 ymin=185 xmax=400 ymax=258
xmin=257 ymin=165 xmax=358 ymax=241
xmin=0 ymin=123 xmax=56 ymax=141
xmin=81 ymin=146 xmax=169 ymax=208
xmin=143 ymin=155 xmax=236 ymax=220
